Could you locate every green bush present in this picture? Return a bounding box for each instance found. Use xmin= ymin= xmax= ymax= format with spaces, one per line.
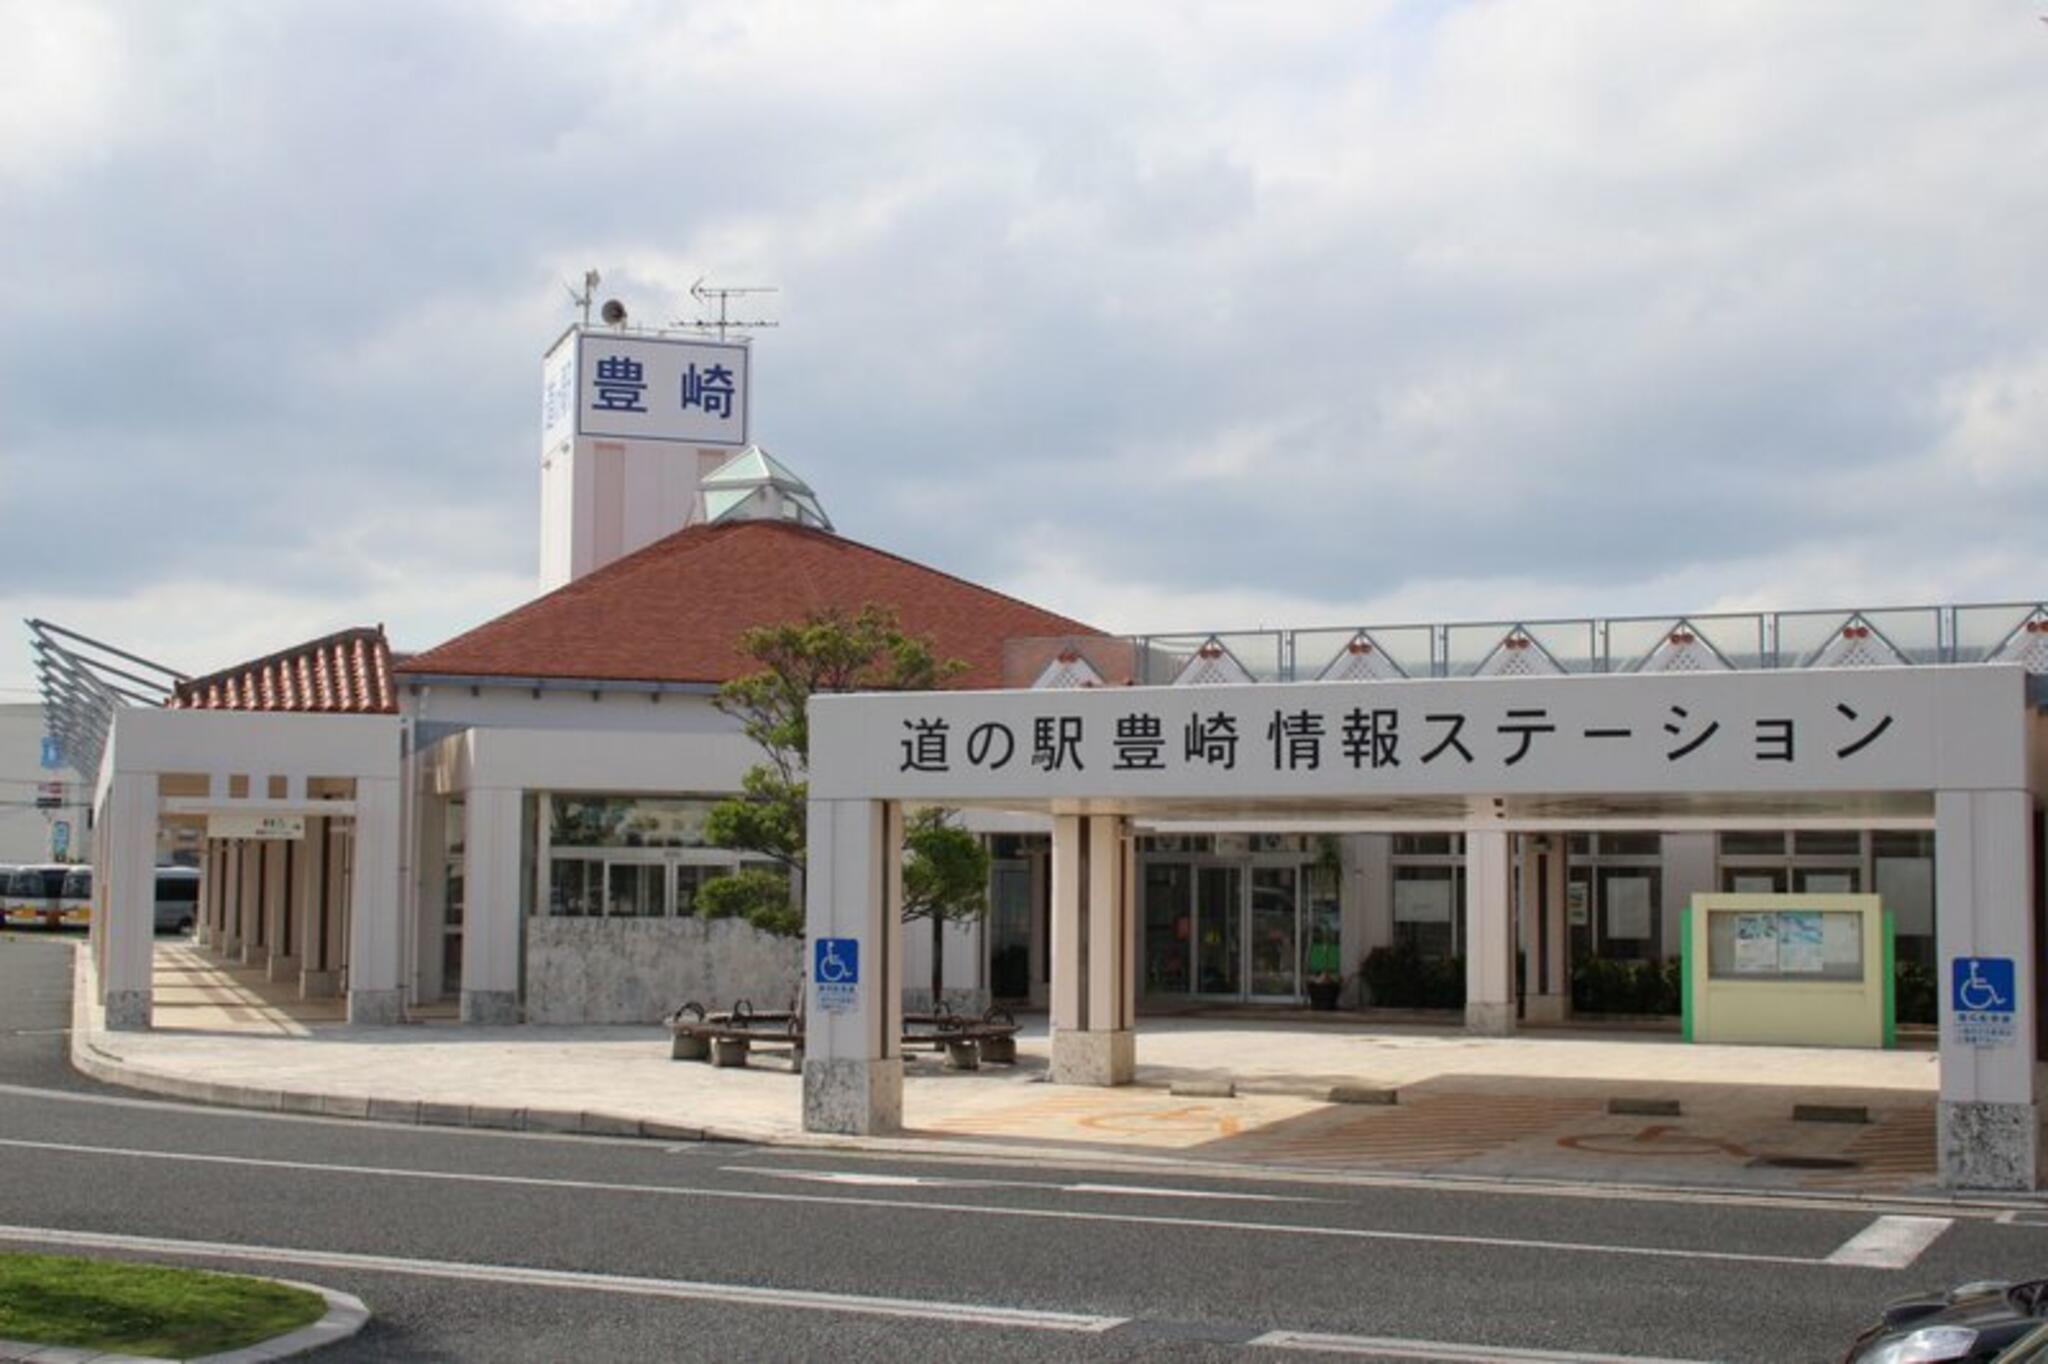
xmin=1360 ymin=943 xmax=1465 ymax=1009
xmin=1894 ymin=959 xmax=1936 ymax=1025
xmin=1572 ymin=956 xmax=1681 ymax=1015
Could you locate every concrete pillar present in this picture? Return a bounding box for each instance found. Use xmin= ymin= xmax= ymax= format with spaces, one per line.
xmin=460 ymin=787 xmax=522 ymax=1024
xmin=236 ymin=841 xmax=263 ymax=962
xmin=267 ymin=839 xmax=302 ymax=982
xmin=1464 ymin=827 xmax=1515 ymax=1036
xmin=1051 ymin=814 xmax=1137 ymax=1085
xmin=347 ymin=777 xmax=405 ymax=1025
xmin=1936 ymin=789 xmax=2039 ymax=1189
xmin=801 ymin=799 xmax=903 ymax=1135
xmin=300 ymin=817 xmax=342 ymax=998
xmin=262 ymin=838 xmax=290 ymax=978
xmin=323 ymin=820 xmax=350 ymax=990
xmin=194 ymin=840 xmax=214 ymax=948
xmin=290 ymin=818 xmax=325 ymax=995
xmin=99 ymin=773 xmax=158 ymax=1030
xmin=413 ymin=794 xmax=448 ymax=1006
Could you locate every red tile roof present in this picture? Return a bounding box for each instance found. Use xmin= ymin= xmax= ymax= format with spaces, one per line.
xmin=397 ymin=521 xmax=1101 ymax=688
xmin=171 ymin=626 xmax=397 ymax=715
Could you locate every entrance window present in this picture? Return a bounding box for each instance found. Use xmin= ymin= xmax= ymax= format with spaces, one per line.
xmin=1595 ymin=867 xmax=1660 ymax=961
xmin=1393 ymin=865 xmax=1459 ymax=959
xmin=1143 ymin=862 xmax=1192 ymax=994
xmin=550 ymin=858 xmax=601 ymax=917
xmin=1305 ymin=861 xmax=1342 ymax=981
xmin=607 ymin=864 xmax=667 ymax=917
xmin=1248 ymin=866 xmax=1300 ymax=998
xmin=1195 ymin=865 xmax=1244 ymax=995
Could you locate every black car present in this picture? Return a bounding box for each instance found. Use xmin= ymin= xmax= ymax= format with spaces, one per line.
xmin=1843 ymin=1278 xmax=2048 ymax=1362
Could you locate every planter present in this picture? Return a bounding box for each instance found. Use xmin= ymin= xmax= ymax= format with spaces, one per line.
xmin=1306 ymin=977 xmax=1342 ymax=1012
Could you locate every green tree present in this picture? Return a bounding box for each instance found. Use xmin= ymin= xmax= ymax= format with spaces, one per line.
xmin=901 ymin=807 xmax=992 ymax=1007
xmin=697 ymin=606 xmax=978 ymax=948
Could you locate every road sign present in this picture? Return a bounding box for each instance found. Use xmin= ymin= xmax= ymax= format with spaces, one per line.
xmin=35 ymin=781 xmax=63 ymax=810
xmin=813 ymin=937 xmax=859 ymax=1015
xmin=50 ymin=821 xmax=69 ymax=859
xmin=39 ymin=736 xmax=61 ymax=770
xmin=1952 ymin=956 xmax=2016 ymax=1048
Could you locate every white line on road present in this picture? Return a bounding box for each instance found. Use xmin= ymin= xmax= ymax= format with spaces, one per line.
xmin=0 ymin=1223 xmax=1127 ymax=1334
xmin=1824 ymin=1215 xmax=1954 ymax=1269
xmin=1250 ymin=1329 xmax=1718 ymax=1362
xmin=0 ymin=1135 xmax=1877 ymax=1270
xmin=732 ymin=1167 xmax=1318 ymax=1202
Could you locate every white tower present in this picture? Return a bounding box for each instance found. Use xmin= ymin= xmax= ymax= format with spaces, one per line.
xmin=538 ymin=319 xmax=753 ymax=590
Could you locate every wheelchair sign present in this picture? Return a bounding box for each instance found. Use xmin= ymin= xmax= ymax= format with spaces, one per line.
xmin=1952 ymin=956 xmax=2016 ymax=1048
xmin=814 ymin=937 xmax=859 ymax=1015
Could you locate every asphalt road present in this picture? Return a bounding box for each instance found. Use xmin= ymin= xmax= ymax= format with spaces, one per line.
xmin=4 ymin=933 xmax=2047 ymax=1362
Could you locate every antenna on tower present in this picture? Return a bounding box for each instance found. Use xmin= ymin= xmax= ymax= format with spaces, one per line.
xmin=673 ymin=278 xmax=779 ymax=341
xmin=564 ymin=268 xmax=601 ymax=326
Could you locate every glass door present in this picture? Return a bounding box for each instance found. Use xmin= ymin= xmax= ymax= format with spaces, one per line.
xmin=1248 ymin=866 xmax=1300 ymax=998
xmin=1143 ymin=862 xmax=1193 ymax=995
xmin=1195 ymin=865 xmax=1242 ymax=996
xmin=989 ymin=861 xmax=1033 ymax=999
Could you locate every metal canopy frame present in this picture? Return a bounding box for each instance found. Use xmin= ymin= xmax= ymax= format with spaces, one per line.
xmin=27 ymin=619 xmax=187 ymax=785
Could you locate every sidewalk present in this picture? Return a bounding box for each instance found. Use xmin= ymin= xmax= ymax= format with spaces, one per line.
xmin=73 ymin=943 xmax=1958 ymax=1200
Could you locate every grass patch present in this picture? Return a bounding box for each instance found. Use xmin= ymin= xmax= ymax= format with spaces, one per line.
xmin=0 ymin=1252 xmax=326 ymax=1359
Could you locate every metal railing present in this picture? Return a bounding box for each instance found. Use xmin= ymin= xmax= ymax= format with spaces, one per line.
xmin=1001 ymin=601 xmax=2048 ymax=690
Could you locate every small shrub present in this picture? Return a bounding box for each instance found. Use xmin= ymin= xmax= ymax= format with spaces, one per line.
xmin=1895 ymin=959 xmax=1936 ymax=1025
xmin=1572 ymin=955 xmax=1680 ymax=1016
xmin=1361 ymin=943 xmax=1466 ymax=1009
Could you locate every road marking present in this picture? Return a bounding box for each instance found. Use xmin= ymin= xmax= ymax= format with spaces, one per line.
xmin=1824 ymin=1215 xmax=1953 ymax=1269
xmin=732 ymin=1167 xmax=1316 ymax=1203
xmin=1250 ymin=1329 xmax=1716 ymax=1362
xmin=0 ymin=1136 xmax=1881 ymax=1269
xmin=0 ymin=1223 xmax=1125 ymax=1333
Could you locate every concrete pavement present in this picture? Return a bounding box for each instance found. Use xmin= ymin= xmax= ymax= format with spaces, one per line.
xmin=67 ymin=941 xmax=1961 ymax=1199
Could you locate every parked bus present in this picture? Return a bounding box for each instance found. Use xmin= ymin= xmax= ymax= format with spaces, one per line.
xmin=58 ymin=866 xmax=92 ymax=927
xmin=4 ymin=864 xmax=70 ymax=928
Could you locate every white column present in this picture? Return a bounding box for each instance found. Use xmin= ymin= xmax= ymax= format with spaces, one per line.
xmin=291 ymin=818 xmax=327 ymax=996
xmin=1936 ymin=788 xmax=2038 ymax=1189
xmin=1049 ymin=814 xmax=1083 ymax=1035
xmin=347 ymin=777 xmax=405 ymax=1025
xmin=801 ymin=798 xmax=903 ymax=1135
xmin=236 ymin=841 xmax=262 ymax=964
xmin=193 ymin=839 xmax=215 ymax=948
xmin=100 ymin=773 xmax=157 ymax=1030
xmin=413 ymin=794 xmax=447 ymax=1005
xmin=1464 ymin=826 xmax=1515 ymax=1035
xmin=1051 ymin=814 xmax=1136 ymax=1085
xmin=460 ymin=787 xmax=523 ymax=1024
xmin=262 ymin=838 xmax=289 ymax=976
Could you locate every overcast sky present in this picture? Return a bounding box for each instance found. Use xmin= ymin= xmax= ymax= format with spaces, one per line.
xmin=2 ymin=1 xmax=2044 ymax=697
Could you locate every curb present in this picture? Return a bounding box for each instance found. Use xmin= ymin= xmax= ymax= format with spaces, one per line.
xmin=63 ymin=946 xmax=2048 ymax=1215
xmin=0 ymin=1279 xmax=367 ymax=1364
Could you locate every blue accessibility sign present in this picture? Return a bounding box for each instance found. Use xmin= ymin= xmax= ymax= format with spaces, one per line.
xmin=1952 ymin=956 xmax=2017 ymax=1049
xmin=39 ymin=736 xmax=61 ymax=770
xmin=813 ymin=937 xmax=859 ymax=1015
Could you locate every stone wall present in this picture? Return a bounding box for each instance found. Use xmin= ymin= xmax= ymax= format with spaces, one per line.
xmin=525 ymin=917 xmax=802 ymax=1024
